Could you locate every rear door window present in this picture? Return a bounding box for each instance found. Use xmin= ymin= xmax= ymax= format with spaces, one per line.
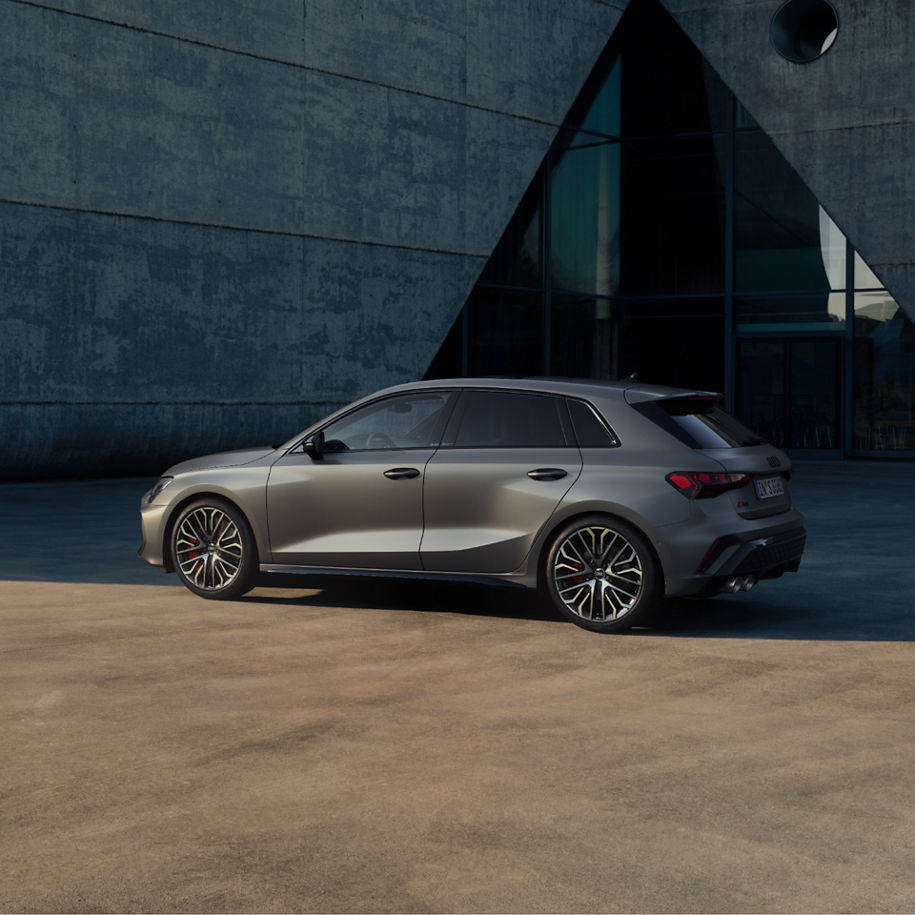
xmin=448 ymin=391 xmax=568 ymax=448
xmin=632 ymin=397 xmax=764 ymax=449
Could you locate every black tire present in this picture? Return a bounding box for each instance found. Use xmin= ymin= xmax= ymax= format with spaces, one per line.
xmin=170 ymin=497 xmax=258 ymax=600
xmin=543 ymin=514 xmax=661 ymax=632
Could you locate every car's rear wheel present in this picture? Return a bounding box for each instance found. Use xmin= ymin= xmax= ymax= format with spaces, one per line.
xmin=171 ymin=497 xmax=258 ymax=599
xmin=544 ymin=515 xmax=661 ymax=632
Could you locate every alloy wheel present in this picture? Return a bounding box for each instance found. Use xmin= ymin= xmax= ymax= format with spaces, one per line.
xmin=552 ymin=524 xmax=644 ymax=622
xmin=174 ymin=506 xmax=244 ymax=592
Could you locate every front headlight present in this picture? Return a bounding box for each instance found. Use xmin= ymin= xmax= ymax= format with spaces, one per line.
xmin=143 ymin=476 xmax=174 ymax=505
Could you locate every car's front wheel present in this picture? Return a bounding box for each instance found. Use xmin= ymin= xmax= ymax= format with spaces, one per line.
xmin=171 ymin=497 xmax=258 ymax=599
xmin=544 ymin=515 xmax=661 ymax=632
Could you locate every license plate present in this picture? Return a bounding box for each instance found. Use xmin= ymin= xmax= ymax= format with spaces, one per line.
xmin=754 ymin=475 xmax=785 ymax=500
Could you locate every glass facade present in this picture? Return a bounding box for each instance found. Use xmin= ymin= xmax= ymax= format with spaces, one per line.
xmin=425 ymin=0 xmax=915 ymax=457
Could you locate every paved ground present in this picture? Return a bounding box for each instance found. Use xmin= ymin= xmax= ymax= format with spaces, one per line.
xmin=1 ymin=462 xmax=914 ymax=913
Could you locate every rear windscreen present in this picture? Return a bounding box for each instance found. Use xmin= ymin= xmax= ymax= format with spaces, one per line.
xmin=632 ymin=397 xmax=765 ymax=449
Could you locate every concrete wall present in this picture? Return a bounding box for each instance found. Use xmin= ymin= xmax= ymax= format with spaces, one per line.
xmin=661 ymin=0 xmax=915 ymax=322
xmin=0 ymin=0 xmax=625 ymax=478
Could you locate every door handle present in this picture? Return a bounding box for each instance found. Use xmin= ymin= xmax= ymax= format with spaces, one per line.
xmin=383 ymin=467 xmax=421 ymax=480
xmin=527 ymin=468 xmax=568 ymax=481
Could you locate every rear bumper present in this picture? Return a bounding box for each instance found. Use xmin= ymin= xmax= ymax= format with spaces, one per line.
xmin=660 ymin=507 xmax=806 ymax=598
xmin=690 ymin=527 xmax=806 ymax=596
xmin=702 ymin=527 xmax=806 ymax=577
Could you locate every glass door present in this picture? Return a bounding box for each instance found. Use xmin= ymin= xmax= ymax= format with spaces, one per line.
xmin=737 ymin=337 xmax=842 ymax=454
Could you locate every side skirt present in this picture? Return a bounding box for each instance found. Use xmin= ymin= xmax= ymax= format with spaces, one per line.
xmin=259 ymin=564 xmax=530 ymax=590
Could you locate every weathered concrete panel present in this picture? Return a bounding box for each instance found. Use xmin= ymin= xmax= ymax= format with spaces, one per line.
xmin=30 ymin=1 xmax=628 ymax=127
xmin=462 ymin=0 xmax=626 ymax=122
xmin=302 ymin=70 xmax=555 ymax=254
xmin=0 ymin=2 xmax=566 ymax=257
xmin=0 ymin=1 xmax=306 ymax=234
xmin=35 ymin=0 xmax=307 ymax=65
xmin=0 ymin=201 xmax=484 ymax=478
xmin=301 ymin=0 xmax=626 ymax=122
xmin=0 ymin=204 xmax=304 ymax=404
xmin=661 ymin=0 xmax=915 ymax=318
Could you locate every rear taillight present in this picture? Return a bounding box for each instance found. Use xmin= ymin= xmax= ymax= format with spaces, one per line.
xmin=666 ymin=471 xmax=751 ymax=499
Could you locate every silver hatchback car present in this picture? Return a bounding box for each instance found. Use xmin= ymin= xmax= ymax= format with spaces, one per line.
xmin=139 ymin=378 xmax=805 ymax=632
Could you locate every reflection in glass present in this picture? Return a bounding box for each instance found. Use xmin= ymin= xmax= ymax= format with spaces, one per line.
xmin=621 ymin=137 xmax=725 ymax=295
xmin=737 ymin=341 xmax=786 ymax=448
xmin=478 ymin=170 xmax=542 ymax=288
xmin=465 ymin=287 xmax=544 ymax=377
xmin=736 ymin=292 xmax=846 ymax=331
xmin=321 ymin=392 xmax=453 ymax=450
xmin=550 ymin=295 xmax=617 ymax=379
xmin=736 ymin=130 xmax=846 ymax=292
xmin=570 ymin=53 xmax=621 ymax=139
xmin=853 ymin=291 xmax=915 ymax=450
xmin=550 ymin=134 xmax=620 ymax=296
xmin=620 ymin=0 xmax=731 ymax=137
xmin=854 ymin=251 xmax=883 ymax=290
xmin=790 ymin=340 xmax=840 ymax=449
xmin=735 ymin=101 xmax=761 ymax=131
xmin=424 ymin=311 xmax=464 ymax=379
xmin=737 ymin=340 xmax=840 ymax=449
xmin=818 ymin=207 xmax=846 ymax=289
xmin=618 ymin=298 xmax=724 ymax=392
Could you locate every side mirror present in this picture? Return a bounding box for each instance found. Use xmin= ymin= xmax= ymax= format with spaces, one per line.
xmin=303 ymin=430 xmax=325 ymax=460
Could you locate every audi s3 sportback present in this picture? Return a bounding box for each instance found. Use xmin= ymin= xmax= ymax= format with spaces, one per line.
xmin=139 ymin=378 xmax=805 ymax=632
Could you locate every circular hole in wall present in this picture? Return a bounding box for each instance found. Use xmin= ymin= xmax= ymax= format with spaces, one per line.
xmin=770 ymin=0 xmax=839 ymax=62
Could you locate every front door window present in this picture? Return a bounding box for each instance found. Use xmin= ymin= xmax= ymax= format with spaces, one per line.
xmin=319 ymin=391 xmax=455 ymax=452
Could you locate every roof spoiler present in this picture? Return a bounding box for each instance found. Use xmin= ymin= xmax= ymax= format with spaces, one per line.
xmin=623 ymin=386 xmax=723 ymax=405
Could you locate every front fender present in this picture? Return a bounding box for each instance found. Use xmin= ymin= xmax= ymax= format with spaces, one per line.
xmin=153 ymin=466 xmax=272 ymax=569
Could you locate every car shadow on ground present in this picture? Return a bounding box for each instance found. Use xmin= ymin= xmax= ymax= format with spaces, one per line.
xmin=245 ymin=575 xmax=558 ymax=624
xmin=243 ymin=575 xmax=915 ymax=642
xmin=4 ymin=465 xmax=914 ymax=642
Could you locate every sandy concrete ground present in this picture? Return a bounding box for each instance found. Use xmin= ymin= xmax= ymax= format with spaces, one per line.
xmin=1 ymin=463 xmax=914 ymax=913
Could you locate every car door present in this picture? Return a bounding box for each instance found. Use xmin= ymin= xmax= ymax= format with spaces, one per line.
xmin=267 ymin=389 xmax=456 ymax=569
xmin=420 ymin=389 xmax=582 ymax=574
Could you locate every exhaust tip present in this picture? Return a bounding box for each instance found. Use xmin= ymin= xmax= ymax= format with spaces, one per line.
xmin=719 ymin=575 xmax=757 ymax=594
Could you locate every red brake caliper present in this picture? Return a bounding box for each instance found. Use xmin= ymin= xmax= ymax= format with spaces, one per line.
xmin=187 ymin=530 xmax=200 ymax=560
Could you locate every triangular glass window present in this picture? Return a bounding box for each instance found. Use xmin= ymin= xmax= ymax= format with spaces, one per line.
xmin=425 ymin=0 xmax=915 ymax=455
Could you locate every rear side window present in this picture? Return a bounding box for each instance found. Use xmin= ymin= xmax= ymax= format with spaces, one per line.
xmin=567 ymin=399 xmax=620 ymax=447
xmin=450 ymin=391 xmax=567 ymax=448
xmin=632 ymin=397 xmax=764 ymax=449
